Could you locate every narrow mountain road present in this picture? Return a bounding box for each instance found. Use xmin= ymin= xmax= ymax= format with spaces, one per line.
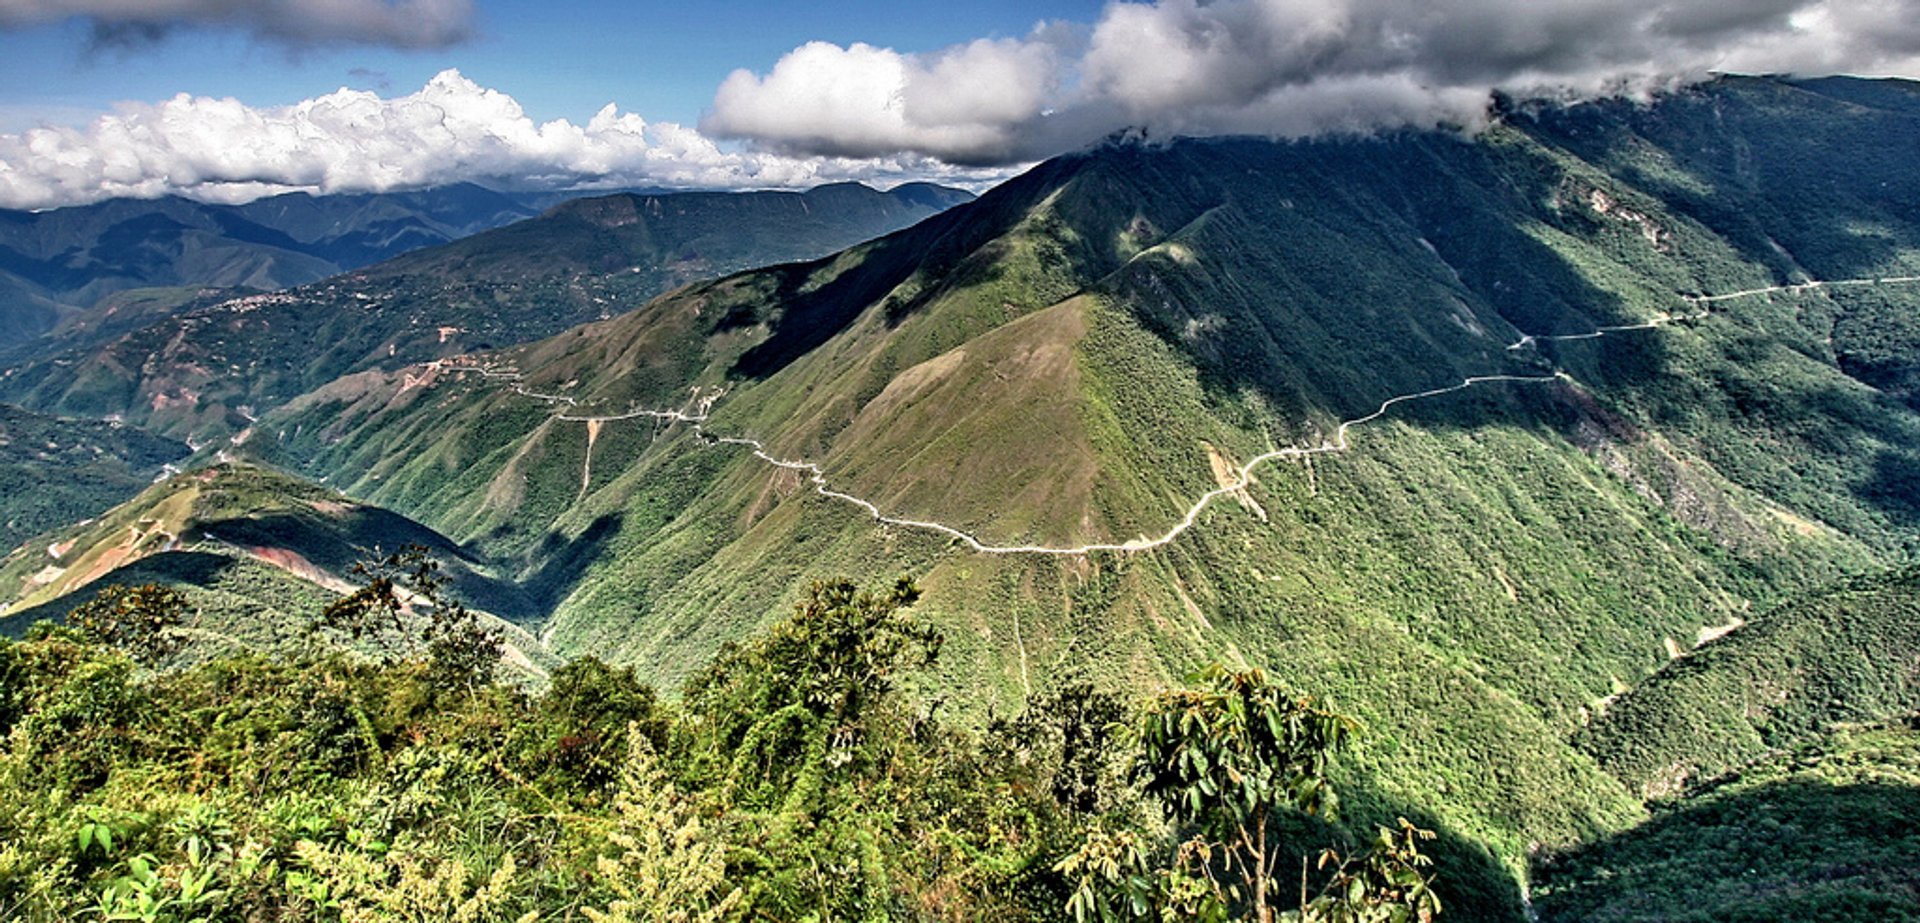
xmin=492 ymin=275 xmax=1920 ymax=557
xmin=1504 ymin=276 xmax=1920 ymax=350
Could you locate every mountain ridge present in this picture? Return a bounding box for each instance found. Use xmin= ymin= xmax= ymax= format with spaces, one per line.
xmin=0 ymin=183 xmax=542 ymax=351
xmin=213 ymin=78 xmax=1920 ymax=888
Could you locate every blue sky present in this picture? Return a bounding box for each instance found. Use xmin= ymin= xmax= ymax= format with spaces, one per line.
xmin=0 ymin=0 xmax=1104 ymax=131
xmin=3 ymin=0 xmax=1918 ymax=209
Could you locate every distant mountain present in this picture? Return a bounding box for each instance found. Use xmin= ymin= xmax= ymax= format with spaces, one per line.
xmin=0 ymin=182 xmax=974 ymax=443
xmin=231 ymin=74 xmax=1920 ymax=917
xmin=0 ymin=183 xmax=543 ymax=351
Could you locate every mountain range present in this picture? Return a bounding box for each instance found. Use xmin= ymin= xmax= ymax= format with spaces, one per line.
xmin=0 ymin=181 xmax=974 ymax=444
xmin=0 ymin=183 xmax=547 ymax=352
xmin=3 ymin=75 xmax=1919 ymax=919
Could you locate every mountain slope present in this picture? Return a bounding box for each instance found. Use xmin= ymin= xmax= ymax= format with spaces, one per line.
xmin=0 ymin=183 xmax=973 ymax=443
xmin=0 ymin=462 xmax=554 ymax=676
xmin=131 ymin=75 xmax=1904 ymax=911
xmin=0 ymin=403 xmax=189 ymax=551
xmin=1578 ymin=567 xmax=1920 ymax=798
xmin=1535 ymin=718 xmax=1920 ymax=923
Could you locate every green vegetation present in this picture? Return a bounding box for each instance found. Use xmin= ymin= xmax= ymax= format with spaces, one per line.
xmin=0 ymin=403 xmax=188 ymax=551
xmin=211 ymin=74 xmax=1920 ymax=909
xmin=0 ymin=575 xmax=1473 ymax=922
xmin=63 ymin=582 xmax=190 ymax=664
xmin=1535 ymin=718 xmax=1920 ymax=922
xmin=8 ymin=76 xmax=1920 ymax=919
xmin=1579 ymin=567 xmax=1920 ymax=798
xmin=1059 ymin=665 xmax=1442 ymax=923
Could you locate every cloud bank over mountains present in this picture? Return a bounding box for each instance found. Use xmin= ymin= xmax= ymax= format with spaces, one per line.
xmin=0 ymin=0 xmax=475 ymax=49
xmin=4 ymin=0 xmax=1920 ymax=208
xmin=706 ymin=0 xmax=1920 ymax=163
xmin=0 ymin=71 xmax=1008 ymax=209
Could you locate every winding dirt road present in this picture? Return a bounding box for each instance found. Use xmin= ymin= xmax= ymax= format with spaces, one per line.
xmin=494 ymin=275 xmax=1920 ymax=557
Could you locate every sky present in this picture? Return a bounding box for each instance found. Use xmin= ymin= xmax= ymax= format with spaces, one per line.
xmin=2 ymin=0 xmax=1919 ymax=209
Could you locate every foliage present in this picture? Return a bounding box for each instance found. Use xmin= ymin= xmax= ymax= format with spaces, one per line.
xmin=989 ymin=679 xmax=1133 ymax=816
xmin=315 ymin=543 xmax=502 ymax=692
xmin=679 ymin=576 xmax=937 ymax=804
xmin=0 ymin=575 xmax=1479 ymax=921
xmin=65 ymin=583 xmax=190 ymax=664
xmin=1060 ymin=665 xmax=1440 ymax=923
xmin=580 ymin=733 xmax=740 ymax=923
xmin=0 ymin=576 xmax=1085 ymax=921
xmin=520 ymin=657 xmax=668 ymax=792
xmin=1132 ymin=666 xmax=1354 ymax=922
xmin=1288 ymin=820 xmax=1441 ymax=923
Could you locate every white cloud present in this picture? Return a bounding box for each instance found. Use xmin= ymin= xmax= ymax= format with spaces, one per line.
xmin=0 ymin=70 xmax=1015 ymax=210
xmin=0 ymin=0 xmax=476 ymax=49
xmin=704 ymin=38 xmax=1059 ymax=163
xmin=703 ymin=0 xmax=1920 ymax=163
xmin=12 ymin=0 xmax=1918 ymax=210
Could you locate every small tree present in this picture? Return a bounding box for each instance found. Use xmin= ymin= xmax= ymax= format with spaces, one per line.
xmin=1135 ymin=664 xmax=1353 ymax=923
xmin=1060 ymin=664 xmax=1440 ymax=922
xmin=66 ymin=583 xmax=190 ymax=664
xmin=315 ymin=545 xmax=500 ymax=690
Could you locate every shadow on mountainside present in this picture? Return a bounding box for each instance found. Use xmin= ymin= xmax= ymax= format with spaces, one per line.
xmin=1532 ymin=778 xmax=1920 ymax=923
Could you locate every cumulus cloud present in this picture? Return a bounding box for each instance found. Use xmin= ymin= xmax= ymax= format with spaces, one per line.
xmin=703 ymin=0 xmax=1920 ymax=163
xmin=706 ymin=38 xmax=1061 ymax=164
xmin=0 ymin=0 xmax=475 ymax=49
xmin=0 ymin=70 xmax=1012 ymax=210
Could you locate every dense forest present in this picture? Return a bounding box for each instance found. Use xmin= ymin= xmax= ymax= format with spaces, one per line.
xmin=0 ymin=561 xmax=1453 ymax=922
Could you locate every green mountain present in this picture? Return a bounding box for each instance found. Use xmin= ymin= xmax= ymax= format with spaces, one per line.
xmin=0 ymin=184 xmax=542 ymax=352
xmin=4 ymin=74 xmax=1915 ymax=916
xmin=0 ymin=182 xmax=972 ymax=443
xmin=232 ymin=74 xmax=1920 ymax=901
xmin=0 ymin=403 xmax=188 ymax=552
